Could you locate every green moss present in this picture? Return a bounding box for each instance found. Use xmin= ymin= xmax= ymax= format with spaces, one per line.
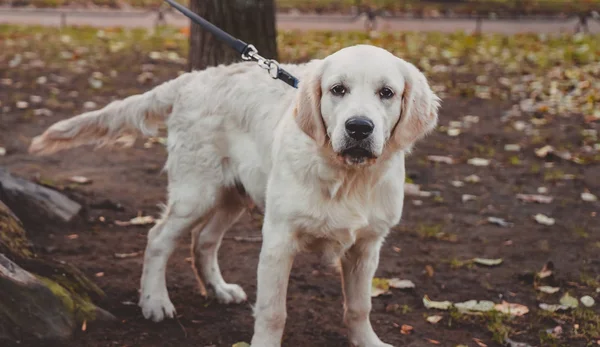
xmin=37 ymin=276 xmax=99 ymax=322
xmin=0 ymin=204 xmax=34 ymax=259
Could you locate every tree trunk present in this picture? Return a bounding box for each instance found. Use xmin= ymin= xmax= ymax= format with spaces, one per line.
xmin=0 ymin=178 xmax=113 ymax=341
xmin=188 ymin=0 xmax=278 ymax=71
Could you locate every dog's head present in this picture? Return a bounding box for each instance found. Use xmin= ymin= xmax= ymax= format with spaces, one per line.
xmin=295 ymin=44 xmax=440 ymax=167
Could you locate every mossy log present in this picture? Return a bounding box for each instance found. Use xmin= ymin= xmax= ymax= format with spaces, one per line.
xmin=0 ymin=200 xmax=114 ymax=341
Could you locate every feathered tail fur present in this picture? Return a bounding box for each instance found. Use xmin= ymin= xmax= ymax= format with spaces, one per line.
xmin=28 ymin=73 xmax=193 ymax=155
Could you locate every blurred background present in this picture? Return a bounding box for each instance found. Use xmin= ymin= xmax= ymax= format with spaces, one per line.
xmin=0 ymin=1 xmax=599 ymax=347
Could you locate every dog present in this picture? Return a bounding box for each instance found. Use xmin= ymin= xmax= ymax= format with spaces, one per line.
xmin=29 ymin=44 xmax=440 ymax=347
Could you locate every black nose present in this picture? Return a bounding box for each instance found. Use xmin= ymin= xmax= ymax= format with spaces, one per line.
xmin=345 ymin=117 xmax=374 ymax=141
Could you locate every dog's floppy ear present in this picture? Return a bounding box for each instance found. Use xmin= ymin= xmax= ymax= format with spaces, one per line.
xmin=391 ymin=59 xmax=441 ymax=150
xmin=295 ymin=61 xmax=327 ymax=146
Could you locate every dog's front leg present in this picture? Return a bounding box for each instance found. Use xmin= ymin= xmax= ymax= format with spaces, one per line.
xmin=250 ymin=217 xmax=296 ymax=347
xmin=341 ymin=237 xmax=393 ymax=347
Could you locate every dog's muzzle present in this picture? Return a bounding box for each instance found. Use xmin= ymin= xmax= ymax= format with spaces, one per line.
xmin=339 ymin=117 xmax=377 ymax=165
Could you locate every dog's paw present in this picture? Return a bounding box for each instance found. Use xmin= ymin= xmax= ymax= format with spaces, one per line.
xmin=139 ymin=294 xmax=176 ymax=322
xmin=213 ymin=283 xmax=247 ymax=304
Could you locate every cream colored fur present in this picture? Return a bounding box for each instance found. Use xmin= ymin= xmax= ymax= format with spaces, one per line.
xmin=29 ymin=44 xmax=440 ymax=347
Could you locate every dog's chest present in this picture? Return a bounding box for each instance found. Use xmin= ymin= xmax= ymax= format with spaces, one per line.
xmin=292 ymin=181 xmax=403 ymax=250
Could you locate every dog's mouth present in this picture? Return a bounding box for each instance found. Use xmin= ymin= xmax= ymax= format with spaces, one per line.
xmin=339 ymin=147 xmax=376 ymax=166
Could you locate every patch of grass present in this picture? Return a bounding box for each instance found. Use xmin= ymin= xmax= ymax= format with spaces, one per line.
xmin=473 ymin=144 xmax=496 ymax=158
xmin=579 ymin=273 xmax=600 ymax=288
xmin=530 ymin=162 xmax=542 ymax=174
xmin=537 ymin=306 xmax=600 ymax=345
xmin=401 ymin=304 xmax=412 ymax=314
xmin=508 ymin=155 xmax=522 ymax=166
xmin=544 ymin=169 xmax=566 ymax=181
xmin=416 ymin=224 xmax=457 ymax=242
xmin=447 ymin=308 xmax=514 ymax=344
xmin=485 ymin=310 xmax=513 ymax=344
xmin=573 ymin=226 xmax=589 ymax=239
xmin=538 ymin=329 xmax=560 ymax=347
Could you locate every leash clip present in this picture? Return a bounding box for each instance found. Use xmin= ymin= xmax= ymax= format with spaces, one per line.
xmin=242 ymin=44 xmax=280 ymax=79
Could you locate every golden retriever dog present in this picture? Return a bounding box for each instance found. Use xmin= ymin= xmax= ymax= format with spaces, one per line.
xmin=29 ymin=44 xmax=440 ymax=346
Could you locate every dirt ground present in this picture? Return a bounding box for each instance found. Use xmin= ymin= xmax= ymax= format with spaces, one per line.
xmin=1 ymin=30 xmax=599 ymax=347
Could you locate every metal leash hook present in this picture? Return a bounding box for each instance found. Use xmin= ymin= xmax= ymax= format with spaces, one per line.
xmin=164 ymin=0 xmax=299 ymax=89
xmin=242 ymin=44 xmax=280 ymax=79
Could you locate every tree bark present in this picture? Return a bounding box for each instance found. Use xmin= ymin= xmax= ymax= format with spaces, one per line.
xmin=0 ymin=189 xmax=113 ymax=341
xmin=0 ymin=167 xmax=81 ymax=224
xmin=188 ymin=0 xmax=278 ymax=71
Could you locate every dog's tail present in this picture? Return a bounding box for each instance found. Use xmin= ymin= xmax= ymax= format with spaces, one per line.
xmin=28 ymin=73 xmax=194 ymax=156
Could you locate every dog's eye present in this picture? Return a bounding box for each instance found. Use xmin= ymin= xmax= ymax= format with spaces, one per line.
xmin=379 ymin=87 xmax=394 ymax=99
xmin=330 ymin=84 xmax=347 ymax=97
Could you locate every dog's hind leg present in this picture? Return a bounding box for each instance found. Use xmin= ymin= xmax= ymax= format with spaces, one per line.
xmin=191 ymin=188 xmax=247 ymax=304
xmin=138 ymin=140 xmax=222 ymax=322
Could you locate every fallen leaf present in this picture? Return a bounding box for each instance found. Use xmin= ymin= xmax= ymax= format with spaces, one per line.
xmin=462 ymin=194 xmax=477 ymax=202
xmin=464 ymin=174 xmax=481 ymax=183
xmin=423 ymin=295 xmax=452 ymax=310
xmin=473 ymin=338 xmax=488 ymax=347
xmin=455 ymin=300 xmax=495 ymax=312
xmin=451 ymin=180 xmax=464 ymax=187
xmin=473 ymin=258 xmax=503 ymax=266
xmin=425 ymin=338 xmax=441 ymax=344
xmin=468 ymin=158 xmax=490 ymax=166
xmin=68 ymin=175 xmax=91 ymax=184
xmin=559 ymin=293 xmax=579 ymax=308
xmin=544 ymin=326 xmax=563 ymax=339
xmin=114 ymin=252 xmax=140 ymax=259
xmin=517 ymin=194 xmax=553 ymax=204
xmin=29 ymin=95 xmax=42 ymax=104
xmin=535 ymin=145 xmax=554 ymax=157
xmin=534 ymin=213 xmax=555 ymax=226
xmin=425 ymin=265 xmax=434 ymax=277
xmin=67 ymin=234 xmax=79 ymax=240
xmin=0 ymin=147 xmax=6 ymax=156
xmin=95 ymin=272 xmax=104 ymax=277
xmin=580 ymin=295 xmax=595 ymax=307
xmin=16 ymin=101 xmax=29 ymax=109
xmin=494 ymin=301 xmax=529 ymax=316
xmin=581 ymin=192 xmax=598 ymax=202
xmin=538 ymin=261 xmax=554 ymax=279
xmin=232 ymin=343 xmax=250 ymax=347
xmin=537 ymin=286 xmax=560 ymax=294
xmin=426 ymin=315 xmax=443 ymax=324
xmin=447 ymin=128 xmax=461 ymax=136
xmin=388 ymin=278 xmax=416 ymax=289
xmin=83 ymin=101 xmax=97 ymax=110
xmin=504 ymin=144 xmax=521 ymax=152
xmin=33 ymin=108 xmax=53 ymax=117
xmin=539 ymin=303 xmax=570 ymax=312
xmin=371 ymin=277 xmax=390 ymax=297
xmin=427 ymin=155 xmax=455 ymax=164
xmin=115 ymin=215 xmax=156 ymax=226
xmin=81 ymin=320 xmax=87 ymax=332
xmin=537 ymin=187 xmax=549 ymax=194
xmin=487 ymin=217 xmax=514 ymax=227
xmin=400 ymin=324 xmax=413 ymax=335
xmin=88 ymin=77 xmax=103 ymax=89
xmin=404 ymin=183 xmax=421 ymax=196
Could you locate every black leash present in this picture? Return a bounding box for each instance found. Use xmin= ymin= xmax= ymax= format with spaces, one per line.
xmin=164 ymin=0 xmax=299 ymax=89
